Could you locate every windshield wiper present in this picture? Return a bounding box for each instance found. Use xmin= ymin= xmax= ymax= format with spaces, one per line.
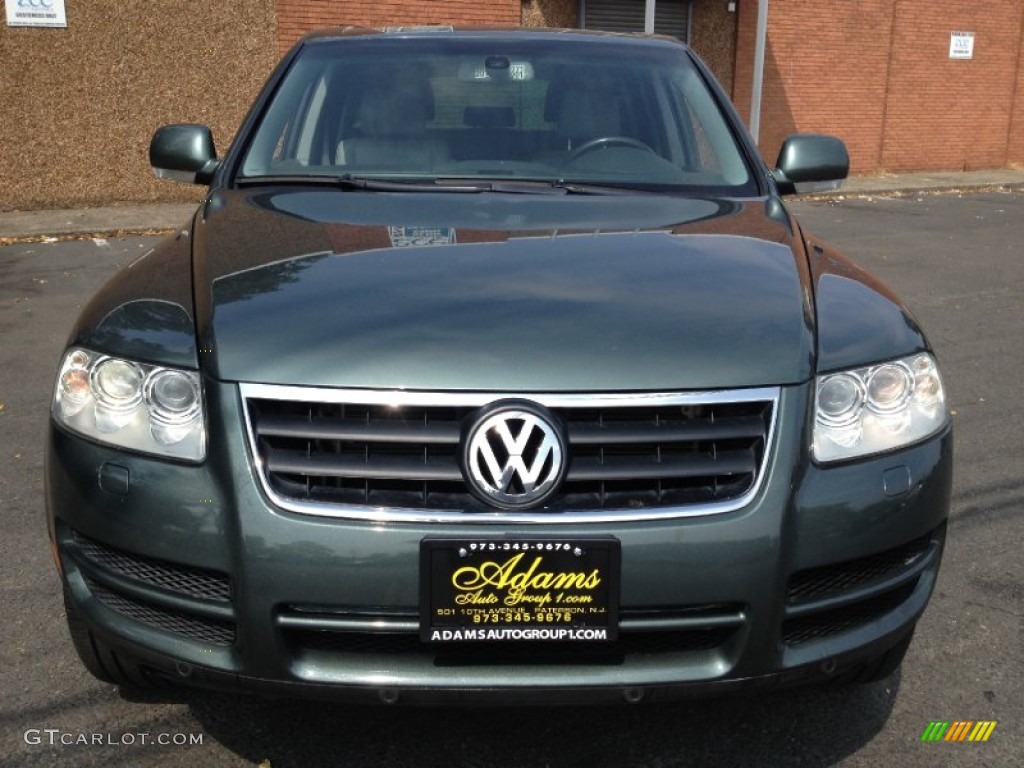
xmin=236 ymin=174 xmax=653 ymax=195
xmin=433 ymin=178 xmax=654 ymax=195
xmin=235 ymin=174 xmax=465 ymax=191
xmin=550 ymin=181 xmax=654 ymax=196
xmin=237 ymin=175 xmax=560 ymax=193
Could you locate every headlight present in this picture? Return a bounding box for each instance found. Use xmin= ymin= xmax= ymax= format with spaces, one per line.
xmin=52 ymin=347 xmax=205 ymax=461
xmin=813 ymin=352 xmax=947 ymax=463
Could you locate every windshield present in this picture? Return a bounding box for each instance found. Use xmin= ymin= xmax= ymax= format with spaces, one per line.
xmin=239 ymin=35 xmax=757 ymax=195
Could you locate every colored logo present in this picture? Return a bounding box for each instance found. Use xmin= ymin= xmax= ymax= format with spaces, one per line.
xmin=921 ymin=721 xmax=997 ymax=742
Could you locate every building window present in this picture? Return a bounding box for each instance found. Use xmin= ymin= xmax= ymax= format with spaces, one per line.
xmin=581 ymin=0 xmax=688 ymax=41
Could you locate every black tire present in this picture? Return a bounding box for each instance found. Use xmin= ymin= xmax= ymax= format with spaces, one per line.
xmin=832 ymin=629 xmax=915 ymax=685
xmin=63 ymin=588 xmax=155 ymax=690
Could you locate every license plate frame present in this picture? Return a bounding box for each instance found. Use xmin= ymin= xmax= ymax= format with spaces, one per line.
xmin=420 ymin=537 xmax=620 ymax=643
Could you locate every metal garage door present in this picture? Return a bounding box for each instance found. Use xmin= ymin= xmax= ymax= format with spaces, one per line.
xmin=581 ymin=0 xmax=688 ymax=41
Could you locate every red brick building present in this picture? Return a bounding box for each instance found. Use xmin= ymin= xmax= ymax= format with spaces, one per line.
xmin=732 ymin=0 xmax=1024 ymax=173
xmin=278 ymin=0 xmax=1024 ymax=175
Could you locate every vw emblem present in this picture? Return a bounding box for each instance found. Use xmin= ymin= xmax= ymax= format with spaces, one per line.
xmin=462 ymin=401 xmax=567 ymax=510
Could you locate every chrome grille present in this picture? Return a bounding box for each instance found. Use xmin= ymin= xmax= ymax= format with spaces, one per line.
xmin=241 ymin=384 xmax=778 ymax=522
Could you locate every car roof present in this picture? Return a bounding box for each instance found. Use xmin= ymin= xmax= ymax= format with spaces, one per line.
xmin=297 ymin=25 xmax=690 ymax=51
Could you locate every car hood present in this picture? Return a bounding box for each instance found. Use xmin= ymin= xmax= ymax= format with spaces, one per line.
xmin=193 ymin=188 xmax=813 ymax=391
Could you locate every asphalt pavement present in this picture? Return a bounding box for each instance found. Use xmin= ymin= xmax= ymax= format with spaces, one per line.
xmin=1 ymin=190 xmax=1022 ymax=767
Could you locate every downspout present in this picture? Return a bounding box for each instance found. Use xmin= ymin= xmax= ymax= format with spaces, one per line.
xmin=749 ymin=0 xmax=769 ymax=144
xmin=645 ymin=0 xmax=656 ymax=34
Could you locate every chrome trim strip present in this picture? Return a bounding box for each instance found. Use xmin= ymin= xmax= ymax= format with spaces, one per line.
xmin=275 ymin=614 xmax=745 ymax=633
xmin=276 ymin=615 xmax=421 ymax=633
xmin=239 ymin=383 xmax=781 ymax=525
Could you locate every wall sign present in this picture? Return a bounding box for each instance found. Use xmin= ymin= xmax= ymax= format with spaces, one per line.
xmin=5 ymin=0 xmax=67 ymax=28
xmin=949 ymin=31 xmax=975 ymax=60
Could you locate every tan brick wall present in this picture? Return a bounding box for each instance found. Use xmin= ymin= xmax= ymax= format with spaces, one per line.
xmin=521 ymin=0 xmax=579 ymax=28
xmin=276 ymin=0 xmax=521 ymax=54
xmin=734 ymin=0 xmax=1024 ymax=174
xmin=0 ymin=0 xmax=278 ymax=211
xmin=689 ymin=0 xmax=737 ymax=96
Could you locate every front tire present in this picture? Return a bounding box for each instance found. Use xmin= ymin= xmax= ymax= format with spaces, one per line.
xmin=63 ymin=588 xmax=154 ymax=689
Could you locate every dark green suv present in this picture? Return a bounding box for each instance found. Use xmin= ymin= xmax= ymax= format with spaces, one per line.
xmin=46 ymin=27 xmax=952 ymax=704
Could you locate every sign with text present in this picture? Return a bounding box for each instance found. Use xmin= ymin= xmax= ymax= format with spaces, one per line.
xmin=5 ymin=0 xmax=67 ymax=27
xmin=949 ymin=31 xmax=974 ymax=60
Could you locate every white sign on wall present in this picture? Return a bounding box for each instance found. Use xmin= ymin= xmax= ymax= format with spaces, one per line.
xmin=949 ymin=31 xmax=975 ymax=60
xmin=5 ymin=0 xmax=67 ymax=28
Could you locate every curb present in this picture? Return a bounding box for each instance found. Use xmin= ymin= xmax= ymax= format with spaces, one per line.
xmin=796 ymin=180 xmax=1024 ymax=202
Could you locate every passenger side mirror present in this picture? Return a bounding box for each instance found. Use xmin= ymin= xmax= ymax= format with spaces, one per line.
xmin=772 ymin=134 xmax=849 ymax=196
xmin=150 ymin=124 xmax=220 ymax=185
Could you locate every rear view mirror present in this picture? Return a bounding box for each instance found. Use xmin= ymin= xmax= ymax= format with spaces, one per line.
xmin=150 ymin=124 xmax=219 ymax=185
xmin=773 ymin=134 xmax=849 ymax=195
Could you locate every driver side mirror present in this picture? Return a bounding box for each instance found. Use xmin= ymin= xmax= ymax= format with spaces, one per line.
xmin=149 ymin=124 xmax=220 ymax=185
xmin=772 ymin=134 xmax=849 ymax=196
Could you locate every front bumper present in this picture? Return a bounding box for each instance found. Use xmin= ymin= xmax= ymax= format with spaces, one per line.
xmin=46 ymin=381 xmax=952 ymax=702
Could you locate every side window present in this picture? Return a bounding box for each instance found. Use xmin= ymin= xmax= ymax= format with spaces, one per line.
xmin=294 ymin=75 xmax=328 ymax=165
xmin=683 ymin=100 xmax=725 ymax=175
xmin=666 ymin=68 xmax=749 ymax=185
xmin=262 ymin=72 xmax=330 ymax=168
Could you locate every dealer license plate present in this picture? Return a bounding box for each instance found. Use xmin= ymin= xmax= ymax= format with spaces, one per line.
xmin=420 ymin=537 xmax=620 ymax=643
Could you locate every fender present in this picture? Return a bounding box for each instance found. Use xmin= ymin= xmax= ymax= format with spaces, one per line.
xmin=802 ymin=229 xmax=929 ymax=373
xmin=68 ymin=217 xmax=198 ymax=369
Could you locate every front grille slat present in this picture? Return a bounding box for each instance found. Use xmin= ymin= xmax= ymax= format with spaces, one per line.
xmin=568 ymin=415 xmax=765 ymax=444
xmin=258 ymin=414 xmax=460 ymax=444
xmin=266 ymin=451 xmax=464 ymax=481
xmin=567 ymin=450 xmax=756 ymax=482
xmin=245 ymin=388 xmax=775 ymax=516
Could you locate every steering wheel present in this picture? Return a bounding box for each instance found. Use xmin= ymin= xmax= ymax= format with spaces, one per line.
xmin=565 ymin=136 xmax=656 ymax=163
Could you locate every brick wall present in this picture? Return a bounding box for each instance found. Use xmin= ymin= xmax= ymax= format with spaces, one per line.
xmin=883 ymin=2 xmax=1023 ymax=171
xmin=0 ymin=0 xmax=277 ymax=210
xmin=521 ymin=0 xmax=579 ymax=28
xmin=734 ymin=0 xmax=1024 ymax=174
xmin=1011 ymin=9 xmax=1024 ymax=165
xmin=689 ymin=0 xmax=737 ymax=97
xmin=276 ymin=0 xmax=521 ymax=54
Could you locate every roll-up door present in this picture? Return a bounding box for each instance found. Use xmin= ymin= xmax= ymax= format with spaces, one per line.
xmin=582 ymin=0 xmax=688 ymax=41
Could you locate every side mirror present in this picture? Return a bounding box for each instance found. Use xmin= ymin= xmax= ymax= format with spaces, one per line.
xmin=772 ymin=134 xmax=849 ymax=195
xmin=149 ymin=124 xmax=220 ymax=185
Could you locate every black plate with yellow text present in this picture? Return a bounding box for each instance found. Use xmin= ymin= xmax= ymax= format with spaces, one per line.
xmin=420 ymin=537 xmax=620 ymax=643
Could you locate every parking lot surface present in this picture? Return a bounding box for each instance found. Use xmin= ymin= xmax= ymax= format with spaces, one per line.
xmin=1 ymin=193 xmax=1020 ymax=767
